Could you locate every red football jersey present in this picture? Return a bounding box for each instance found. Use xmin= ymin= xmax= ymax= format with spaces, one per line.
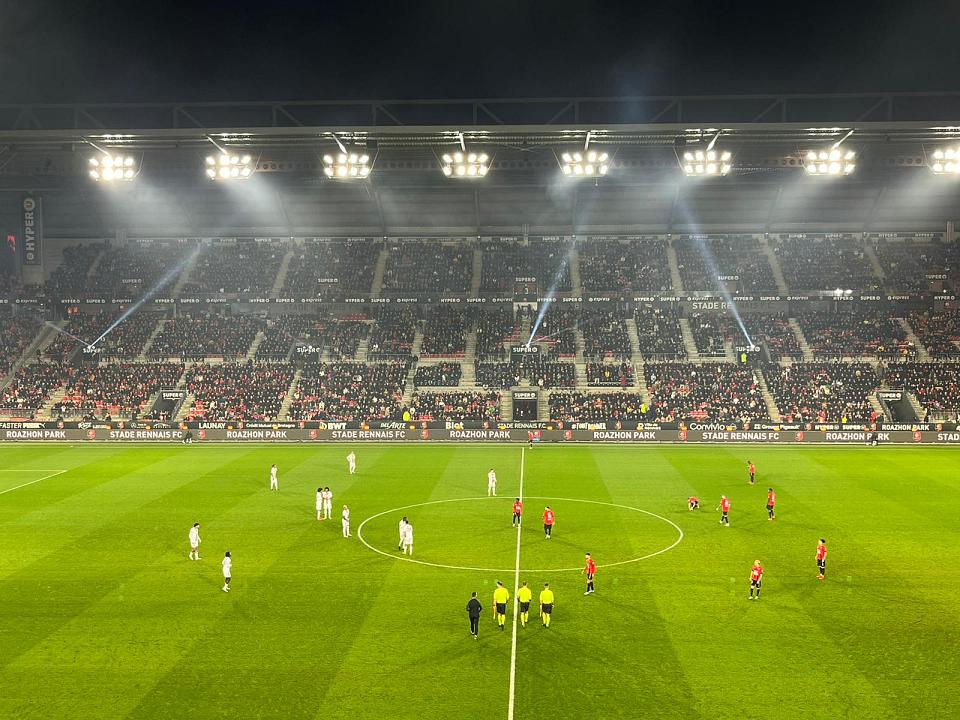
xmin=584 ymin=558 xmax=597 ymax=574
xmin=721 ymin=498 xmax=731 ymax=512
xmin=513 ymin=501 xmax=523 ymax=515
xmin=750 ymin=564 xmax=763 ymax=582
xmin=543 ymin=509 xmax=555 ymax=525
xmin=816 ymin=544 xmax=827 ymax=560
xmin=688 ymin=496 xmax=699 ymax=503
xmin=748 ymin=462 xmax=756 ymax=475
xmin=767 ymin=492 xmax=776 ymax=506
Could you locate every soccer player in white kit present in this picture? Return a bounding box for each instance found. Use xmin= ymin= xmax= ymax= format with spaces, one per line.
xmin=401 ymin=522 xmax=413 ymax=555
xmin=341 ymin=505 xmax=351 ymax=537
xmin=487 ymin=468 xmax=497 ymax=496
xmin=316 ymin=487 xmax=324 ymax=521
xmin=222 ymin=551 xmax=232 ymax=592
xmin=188 ymin=522 xmax=201 ymax=560
xmin=323 ymin=486 xmax=333 ymax=519
xmin=397 ymin=516 xmax=408 ymax=551
xmin=269 ymin=464 xmax=278 ymax=491
xmin=346 ymin=451 xmax=356 ymax=475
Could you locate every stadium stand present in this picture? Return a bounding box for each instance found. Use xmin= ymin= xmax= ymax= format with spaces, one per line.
xmin=179 ymin=241 xmax=284 ymax=296
xmin=871 ymin=236 xmax=958 ymax=294
xmin=480 ymin=238 xmax=573 ymax=293
xmin=42 ymin=243 xmax=104 ymax=296
xmin=674 ymin=236 xmax=778 ymax=293
xmin=282 ymin=240 xmax=378 ymax=297
xmin=421 ymin=306 xmax=467 ymax=356
xmin=326 ymin=320 xmax=369 ymax=360
xmin=410 ymin=391 xmax=501 ymax=422
xmin=368 ymin=307 xmax=419 ymax=358
xmin=578 ymin=237 xmax=671 ymax=292
xmin=184 ymin=362 xmax=294 ymax=421
xmin=0 ymin=309 xmax=39 ymax=377
xmin=646 ymin=363 xmax=764 ymax=422
xmin=287 ymin=361 xmax=409 ymax=421
xmin=382 ymin=241 xmax=472 ymax=293
xmin=798 ymin=310 xmax=913 ymax=359
xmin=765 ymin=363 xmax=879 ymax=423
xmin=52 ymin=362 xmax=183 ymax=418
xmin=149 ymin=312 xmax=262 ymax=359
xmin=87 ymin=242 xmax=191 ymax=297
xmin=474 ymin=306 xmax=519 ymax=360
xmin=774 ymin=236 xmax=880 ymax=292
xmin=688 ymin=313 xmax=727 ymax=358
xmin=549 ymin=391 xmax=646 ymax=421
xmin=906 ymin=310 xmax=960 ymax=357
xmin=882 ymin=362 xmax=960 ymax=420
xmin=586 ymin=362 xmax=635 ymax=387
xmin=634 ymin=305 xmax=686 ymax=359
xmin=0 ymin=362 xmax=65 ymax=415
xmin=413 ymin=362 xmax=462 ymax=387
xmin=256 ymin=314 xmax=325 ymax=360
xmin=531 ymin=303 xmax=577 ymax=356
xmin=43 ymin=310 xmax=163 ymax=362
xmin=580 ymin=305 xmax=632 ymax=360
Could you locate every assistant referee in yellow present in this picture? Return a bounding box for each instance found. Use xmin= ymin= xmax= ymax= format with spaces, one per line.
xmin=517 ymin=581 xmax=533 ymax=627
xmin=493 ymin=581 xmax=510 ymax=631
xmin=539 ymin=583 xmax=555 ymax=628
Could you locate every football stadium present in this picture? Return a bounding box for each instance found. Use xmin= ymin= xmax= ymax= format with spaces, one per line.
xmin=3 ymin=4 xmax=960 ymax=719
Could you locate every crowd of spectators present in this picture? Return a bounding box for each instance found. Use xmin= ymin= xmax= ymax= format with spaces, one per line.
xmin=882 ymin=362 xmax=960 ymax=419
xmin=149 ymin=312 xmax=262 ymax=359
xmin=184 ymin=362 xmax=294 ymax=421
xmin=798 ymin=311 xmax=912 ymax=358
xmin=646 ymin=363 xmax=763 ymax=422
xmin=0 ymin=310 xmax=39 ymax=377
xmin=675 ymin=236 xmax=777 ymax=294
xmin=52 ymin=362 xmax=183 ymax=417
xmin=88 ymin=242 xmax=191 ymax=297
xmin=587 ymin=362 xmax=634 ymax=387
xmin=907 ymin=310 xmax=960 ymax=357
xmin=578 ymin=238 xmax=671 ymax=292
xmin=474 ymin=307 xmax=519 ymax=360
xmin=634 ymin=306 xmax=686 ymax=359
xmin=739 ymin=316 xmax=803 ymax=361
xmin=688 ymin=313 xmax=727 ymax=358
xmin=530 ymin=303 xmax=577 ymax=356
xmin=774 ymin=237 xmax=880 ymax=292
xmin=327 ymin=320 xmax=369 ymax=360
xmin=368 ymin=307 xmax=419 ymax=358
xmin=43 ymin=243 xmax=104 ymax=296
xmin=288 ymin=361 xmax=408 ymax=421
xmin=872 ymin=237 xmax=959 ymax=294
xmin=256 ymin=315 xmax=326 ymax=360
xmin=580 ymin=306 xmax=632 ymax=360
xmin=475 ymin=357 xmax=576 ymax=389
xmin=0 ymin=362 xmax=65 ymax=415
xmin=549 ymin=392 xmax=646 ymax=421
xmin=421 ymin=307 xmax=467 ymax=355
xmin=480 ymin=238 xmax=572 ymax=293
xmin=179 ymin=242 xmax=284 ymax=296
xmin=282 ymin=240 xmax=378 ymax=297
xmin=382 ymin=241 xmax=472 ymax=293
xmin=414 ymin=362 xmax=462 ymax=387
xmin=765 ymin=362 xmax=879 ymax=423
xmin=410 ymin=391 xmax=501 ymax=422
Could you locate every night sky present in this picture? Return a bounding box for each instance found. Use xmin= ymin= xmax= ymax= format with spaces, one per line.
xmin=0 ymin=0 xmax=958 ymax=103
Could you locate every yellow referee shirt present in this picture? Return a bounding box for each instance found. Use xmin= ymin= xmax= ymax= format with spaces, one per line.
xmin=517 ymin=586 xmax=533 ymax=604
xmin=493 ymin=586 xmax=510 ymax=604
xmin=539 ymin=589 xmax=555 ymax=605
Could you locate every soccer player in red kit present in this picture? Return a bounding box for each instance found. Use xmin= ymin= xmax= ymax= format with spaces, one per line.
xmin=747 ymin=460 xmax=756 ymax=485
xmin=816 ymin=538 xmax=827 ymax=579
xmin=749 ymin=560 xmax=763 ymax=600
xmin=512 ymin=498 xmax=523 ymax=527
xmin=718 ymin=495 xmax=730 ymax=526
xmin=543 ymin=506 xmax=555 ymax=539
xmin=688 ymin=496 xmax=700 ymax=511
xmin=766 ymin=488 xmax=776 ymax=520
xmin=582 ymin=553 xmax=597 ymax=595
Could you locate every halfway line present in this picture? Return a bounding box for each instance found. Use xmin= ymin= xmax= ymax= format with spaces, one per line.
xmin=0 ymin=469 xmax=68 ymax=496
xmin=507 ymin=446 xmax=525 ymax=720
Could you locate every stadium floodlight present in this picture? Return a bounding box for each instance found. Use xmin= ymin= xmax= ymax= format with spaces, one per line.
xmin=561 ymin=150 xmax=609 ymax=177
xmin=440 ymin=131 xmax=490 ymax=179
xmin=804 ymin=148 xmax=856 ymax=176
xmin=322 ymin=151 xmax=371 ymax=179
xmin=681 ymin=149 xmax=733 ymax=176
xmin=929 ymin=146 xmax=960 ymax=174
xmin=88 ymin=153 xmax=138 ymax=182
xmin=204 ymin=153 xmax=255 ymax=180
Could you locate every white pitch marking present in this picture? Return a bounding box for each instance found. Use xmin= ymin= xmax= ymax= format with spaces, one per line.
xmin=0 ymin=469 xmax=68 ymax=496
xmin=356 ymin=496 xmax=684 ymax=573
xmin=507 ymin=447 xmax=524 ymax=720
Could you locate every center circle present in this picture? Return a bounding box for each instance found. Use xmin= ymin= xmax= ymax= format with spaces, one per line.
xmin=356 ymin=496 xmax=684 ymax=573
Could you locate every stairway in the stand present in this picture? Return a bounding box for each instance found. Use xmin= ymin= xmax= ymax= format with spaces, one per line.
xmin=270 ymin=248 xmax=295 ymax=297
xmin=569 ymin=244 xmax=583 ymax=295
xmin=1 ymin=321 xmax=59 ymax=388
xmin=470 ymin=248 xmax=483 ymax=296
xmin=897 ymin=317 xmax=930 ymax=361
xmin=667 ymin=243 xmax=684 ymax=293
xmin=788 ymin=318 xmax=814 ymax=361
xmin=245 ymin=331 xmax=266 ymax=361
xmin=755 ymin=368 xmax=782 ymax=423
xmin=171 ymin=246 xmax=201 ymax=298
xmin=38 ymin=387 xmax=68 ymax=420
xmin=501 ymin=392 xmax=513 ymax=422
xmin=355 ymin=337 xmax=370 ymax=362
xmin=370 ymin=245 xmax=389 ymax=297
xmin=864 ymin=241 xmax=886 ymax=283
xmin=625 ymin=318 xmax=642 ymax=359
xmin=868 ymin=394 xmax=888 ymax=421
xmin=137 ymin=317 xmax=167 ymax=361
xmin=175 ymin=394 xmax=196 ymax=422
xmin=678 ymin=319 xmax=700 ymax=361
xmin=400 ymin=362 xmax=418 ymax=407
xmin=632 ymin=360 xmax=652 ymax=407
xmin=760 ymin=237 xmax=789 ymax=295
xmin=278 ymin=369 xmax=301 ymax=420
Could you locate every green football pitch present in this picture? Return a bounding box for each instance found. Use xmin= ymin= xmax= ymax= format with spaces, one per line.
xmin=1 ymin=443 xmax=959 ymax=720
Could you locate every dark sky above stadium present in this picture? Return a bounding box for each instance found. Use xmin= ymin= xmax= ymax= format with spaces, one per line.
xmin=1 ymin=0 xmax=958 ymax=103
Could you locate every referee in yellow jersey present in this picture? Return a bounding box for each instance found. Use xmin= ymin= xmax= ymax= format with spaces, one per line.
xmin=517 ymin=582 xmax=533 ymax=627
xmin=539 ymin=583 xmax=555 ymax=628
xmin=493 ymin=581 xmax=510 ymax=631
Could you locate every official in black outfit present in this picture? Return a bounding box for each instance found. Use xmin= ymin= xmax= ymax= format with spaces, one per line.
xmin=466 ymin=591 xmax=483 ymax=639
